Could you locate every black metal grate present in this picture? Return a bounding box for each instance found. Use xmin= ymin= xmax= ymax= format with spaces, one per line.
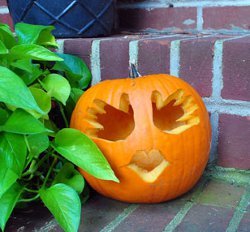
xmin=8 ymin=0 xmax=114 ymax=37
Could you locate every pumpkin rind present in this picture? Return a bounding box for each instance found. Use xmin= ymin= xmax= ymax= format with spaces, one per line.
xmin=70 ymin=74 xmax=211 ymax=203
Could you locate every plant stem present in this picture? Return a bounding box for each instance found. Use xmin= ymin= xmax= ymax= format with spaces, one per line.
xmin=24 ymin=187 xmax=39 ymax=193
xmin=41 ymin=156 xmax=58 ymax=189
xmin=59 ymin=103 xmax=69 ymax=127
xmin=18 ymin=194 xmax=40 ymax=203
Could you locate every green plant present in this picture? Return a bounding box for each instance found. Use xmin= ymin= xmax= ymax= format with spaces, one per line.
xmin=0 ymin=22 xmax=118 ymax=232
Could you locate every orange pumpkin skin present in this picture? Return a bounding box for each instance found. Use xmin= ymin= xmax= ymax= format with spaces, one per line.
xmin=70 ymin=74 xmax=211 ymax=203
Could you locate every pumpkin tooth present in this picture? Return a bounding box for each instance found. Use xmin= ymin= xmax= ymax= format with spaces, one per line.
xmin=176 ymin=105 xmax=198 ymax=122
xmin=128 ymin=160 xmax=169 ymax=183
xmin=176 ymin=113 xmax=194 ymax=122
xmin=85 ymin=128 xmax=99 ymax=137
xmin=85 ymin=119 xmax=104 ymax=129
xmin=188 ymin=116 xmax=200 ymax=126
xmin=119 ymin=93 xmax=130 ymax=113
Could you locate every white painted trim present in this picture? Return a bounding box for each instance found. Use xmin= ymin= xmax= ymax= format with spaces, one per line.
xmin=0 ymin=7 xmax=9 ymax=14
xmin=118 ymin=1 xmax=250 ymax=9
xmin=91 ymin=40 xmax=101 ymax=86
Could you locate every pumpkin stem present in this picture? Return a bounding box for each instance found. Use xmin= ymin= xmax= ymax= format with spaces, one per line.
xmin=129 ymin=63 xmax=141 ymax=78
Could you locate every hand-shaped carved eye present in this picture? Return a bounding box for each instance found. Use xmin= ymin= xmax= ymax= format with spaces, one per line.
xmin=151 ymin=90 xmax=200 ymax=134
xmin=85 ymin=94 xmax=135 ymax=141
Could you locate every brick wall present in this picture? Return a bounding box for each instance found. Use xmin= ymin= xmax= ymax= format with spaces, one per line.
xmin=62 ymin=34 xmax=250 ymax=170
xmin=0 ymin=0 xmax=12 ymax=28
xmin=1 ymin=1 xmax=250 ymax=170
xmin=117 ymin=0 xmax=250 ymax=34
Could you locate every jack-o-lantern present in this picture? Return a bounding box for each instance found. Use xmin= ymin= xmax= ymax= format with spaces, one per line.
xmin=70 ymin=70 xmax=211 ymax=203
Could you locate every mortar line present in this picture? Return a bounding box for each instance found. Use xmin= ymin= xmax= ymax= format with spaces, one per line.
xmin=163 ymin=178 xmax=208 ymax=232
xmin=91 ymin=40 xmax=101 ymax=86
xmin=212 ymin=40 xmax=224 ymax=99
xmin=203 ymin=97 xmax=250 ymax=116
xmin=170 ymin=40 xmax=181 ymax=77
xmin=209 ymin=112 xmax=219 ymax=162
xmin=226 ymin=189 xmax=250 ymax=232
xmin=56 ymin=39 xmax=65 ymax=54
xmin=0 ymin=7 xmax=9 ymax=14
xmin=129 ymin=40 xmax=139 ymax=68
xmin=205 ymin=166 xmax=250 ymax=186
xmin=197 ymin=6 xmax=203 ymax=31
xmin=100 ymin=204 xmax=138 ymax=232
xmin=118 ymin=1 xmax=250 ymax=9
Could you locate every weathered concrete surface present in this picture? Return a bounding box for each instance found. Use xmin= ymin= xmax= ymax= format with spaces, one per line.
xmin=6 ymin=167 xmax=250 ymax=232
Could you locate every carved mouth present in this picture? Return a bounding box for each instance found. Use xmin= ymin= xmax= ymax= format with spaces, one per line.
xmin=127 ymin=149 xmax=169 ymax=183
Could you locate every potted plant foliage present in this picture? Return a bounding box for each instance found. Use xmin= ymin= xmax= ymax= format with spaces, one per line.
xmin=0 ymin=22 xmax=118 ymax=232
xmin=7 ymin=0 xmax=115 ymax=38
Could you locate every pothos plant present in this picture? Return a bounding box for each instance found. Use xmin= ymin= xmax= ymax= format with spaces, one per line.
xmin=0 ymin=22 xmax=118 ymax=232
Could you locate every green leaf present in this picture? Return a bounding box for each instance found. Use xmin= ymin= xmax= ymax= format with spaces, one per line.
xmin=15 ymin=23 xmax=57 ymax=47
xmin=27 ymin=133 xmax=49 ymax=159
xmin=0 ymin=40 xmax=8 ymax=54
xmin=0 ymin=109 xmax=9 ymax=125
xmin=2 ymin=109 xmax=50 ymax=134
xmin=65 ymin=88 xmax=84 ymax=119
xmin=54 ymin=53 xmax=91 ymax=89
xmin=10 ymin=44 xmax=63 ymax=61
xmin=11 ymin=60 xmax=43 ymax=85
xmin=70 ymin=88 xmax=84 ymax=104
xmin=0 ymin=66 xmax=43 ymax=113
xmin=42 ymin=74 xmax=71 ymax=105
xmin=0 ymin=23 xmax=16 ymax=49
xmin=0 ymin=183 xmax=23 ymax=231
xmin=53 ymin=163 xmax=85 ymax=194
xmin=40 ymin=184 xmax=81 ymax=232
xmin=28 ymin=87 xmax=51 ymax=118
xmin=0 ymin=169 xmax=18 ymax=198
xmin=0 ymin=133 xmax=27 ymax=176
xmin=54 ymin=128 xmax=119 ymax=182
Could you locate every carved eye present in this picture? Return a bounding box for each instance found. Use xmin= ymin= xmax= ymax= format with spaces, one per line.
xmin=151 ymin=90 xmax=200 ymax=134
xmin=84 ymin=94 xmax=135 ymax=141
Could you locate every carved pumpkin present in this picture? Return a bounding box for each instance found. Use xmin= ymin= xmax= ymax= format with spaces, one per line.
xmin=70 ymin=73 xmax=211 ymax=203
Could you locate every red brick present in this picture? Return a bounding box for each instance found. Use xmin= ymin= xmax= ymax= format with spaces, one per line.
xmin=118 ymin=7 xmax=197 ymax=31
xmin=203 ymin=6 xmax=250 ymax=30
xmin=100 ymin=35 xmax=140 ymax=80
xmin=197 ymin=180 xmax=245 ymax=208
xmin=0 ymin=0 xmax=7 ymax=6
xmin=64 ymin=38 xmax=94 ymax=68
xmin=218 ymin=114 xmax=250 ymax=169
xmin=79 ymin=194 xmax=131 ymax=232
xmin=137 ymin=35 xmax=188 ymax=76
xmin=0 ymin=13 xmax=13 ymax=29
xmin=179 ymin=37 xmax=217 ymax=97
xmin=238 ymin=212 xmax=250 ymax=232
xmin=222 ymin=36 xmax=250 ymax=101
xmin=113 ymin=199 xmax=186 ymax=232
xmin=176 ymin=205 xmax=234 ymax=232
